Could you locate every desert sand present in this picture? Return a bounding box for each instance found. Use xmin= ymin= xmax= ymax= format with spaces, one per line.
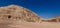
xmin=0 ymin=5 xmax=60 ymax=28
xmin=0 ymin=22 xmax=60 ymax=28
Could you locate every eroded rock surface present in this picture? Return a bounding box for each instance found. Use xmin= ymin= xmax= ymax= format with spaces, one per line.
xmin=0 ymin=5 xmax=40 ymax=28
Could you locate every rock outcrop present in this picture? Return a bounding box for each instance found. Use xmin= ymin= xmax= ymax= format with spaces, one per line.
xmin=0 ymin=5 xmax=40 ymax=23
xmin=41 ymin=16 xmax=60 ymax=22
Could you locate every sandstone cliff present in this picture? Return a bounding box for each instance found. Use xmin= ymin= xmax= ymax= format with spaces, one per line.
xmin=0 ymin=5 xmax=40 ymax=23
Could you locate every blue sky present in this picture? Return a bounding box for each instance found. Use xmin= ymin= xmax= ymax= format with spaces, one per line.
xmin=0 ymin=0 xmax=60 ymax=18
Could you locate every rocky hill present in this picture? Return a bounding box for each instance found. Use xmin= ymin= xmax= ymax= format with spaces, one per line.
xmin=0 ymin=5 xmax=40 ymax=23
xmin=41 ymin=16 xmax=60 ymax=22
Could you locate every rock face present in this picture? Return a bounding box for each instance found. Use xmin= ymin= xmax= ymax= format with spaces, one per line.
xmin=41 ymin=16 xmax=60 ymax=22
xmin=0 ymin=5 xmax=40 ymax=23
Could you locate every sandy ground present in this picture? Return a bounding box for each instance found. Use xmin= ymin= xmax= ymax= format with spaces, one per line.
xmin=0 ymin=21 xmax=60 ymax=28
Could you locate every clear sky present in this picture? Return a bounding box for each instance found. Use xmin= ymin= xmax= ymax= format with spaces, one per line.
xmin=0 ymin=0 xmax=60 ymax=18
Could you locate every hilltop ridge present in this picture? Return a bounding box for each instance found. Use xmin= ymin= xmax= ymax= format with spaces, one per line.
xmin=0 ymin=5 xmax=40 ymax=23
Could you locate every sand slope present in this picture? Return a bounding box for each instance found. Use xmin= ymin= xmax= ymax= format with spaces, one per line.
xmin=0 ymin=22 xmax=60 ymax=28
